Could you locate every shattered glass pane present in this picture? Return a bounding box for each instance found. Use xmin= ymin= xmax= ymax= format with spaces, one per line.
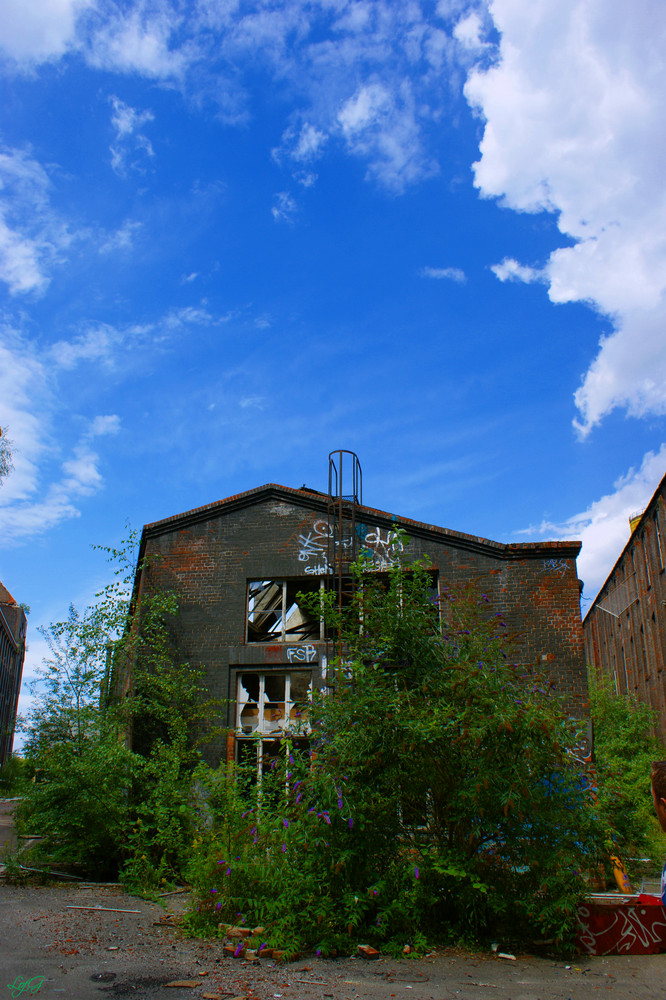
xmin=264 ymin=673 xmax=286 ymax=731
xmin=247 ymin=580 xmax=283 ymax=642
xmin=238 ymin=673 xmax=260 ymax=733
xmin=289 ymin=671 xmax=312 ymax=725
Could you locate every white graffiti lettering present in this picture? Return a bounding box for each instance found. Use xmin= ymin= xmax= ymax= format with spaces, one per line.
xmin=304 ymin=561 xmax=332 ymax=575
xmin=286 ymin=644 xmax=318 ymax=663
xmin=361 ymin=527 xmax=404 ymax=571
xmin=297 ymin=515 xmax=405 ymax=572
xmin=542 ymin=558 xmax=568 ymax=577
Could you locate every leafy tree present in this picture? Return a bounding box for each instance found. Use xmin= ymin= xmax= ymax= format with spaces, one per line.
xmin=590 ymin=679 xmax=666 ymax=880
xmin=16 ymin=532 xmax=221 ymax=884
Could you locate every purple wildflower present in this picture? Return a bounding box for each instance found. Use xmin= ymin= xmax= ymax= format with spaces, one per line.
xmin=282 ymin=843 xmax=287 ymax=852
xmin=348 ymin=817 xmax=354 ymax=829
xmin=211 ymin=888 xmax=217 ymax=894
xmin=226 ymin=868 xmax=231 ymax=875
xmin=295 ymin=793 xmax=302 ymax=804
xmin=283 ymin=818 xmax=289 ymax=828
xmin=234 ymin=944 xmax=244 ymax=957
xmin=414 ymin=866 xmax=419 ymax=879
xmin=216 ymin=902 xmax=222 ymax=910
xmin=316 ymin=949 xmax=321 ymax=957
xmin=289 ymin=754 xmax=294 ymax=764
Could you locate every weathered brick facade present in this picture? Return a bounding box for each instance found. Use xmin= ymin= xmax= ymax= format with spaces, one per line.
xmin=583 ymin=472 xmax=666 ymax=741
xmin=132 ymin=484 xmax=588 ymax=764
xmin=0 ymin=581 xmax=27 ymax=765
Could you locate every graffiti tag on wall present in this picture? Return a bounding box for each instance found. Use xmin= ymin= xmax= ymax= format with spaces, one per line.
xmin=542 ymin=558 xmax=568 ymax=577
xmin=296 ymin=515 xmax=404 ymax=574
xmin=358 ymin=525 xmax=404 ymax=571
xmin=577 ymin=903 xmax=666 ymax=955
xmin=286 ymin=644 xmax=318 ymax=663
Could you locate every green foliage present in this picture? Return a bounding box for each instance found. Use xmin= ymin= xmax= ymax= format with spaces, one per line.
xmin=15 ymin=531 xmax=221 ymax=886
xmin=188 ymin=557 xmax=602 ymax=955
xmin=0 ymin=755 xmax=31 ymax=797
xmin=590 ymin=678 xmax=666 ymax=877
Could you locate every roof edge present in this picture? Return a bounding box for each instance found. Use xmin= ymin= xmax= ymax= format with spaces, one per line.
xmin=140 ymin=483 xmax=581 ymax=561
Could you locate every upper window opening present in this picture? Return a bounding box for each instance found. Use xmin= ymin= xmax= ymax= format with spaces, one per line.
xmin=247 ymin=579 xmax=322 ymax=643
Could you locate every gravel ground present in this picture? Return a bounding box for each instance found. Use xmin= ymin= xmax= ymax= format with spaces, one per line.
xmin=1 ymin=882 xmax=665 ymax=1000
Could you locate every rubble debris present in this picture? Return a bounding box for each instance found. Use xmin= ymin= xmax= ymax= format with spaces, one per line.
xmin=357 ymin=945 xmax=379 ymax=959
xmin=66 ymin=905 xmax=141 ymax=913
xmin=164 ymin=980 xmax=202 ymax=988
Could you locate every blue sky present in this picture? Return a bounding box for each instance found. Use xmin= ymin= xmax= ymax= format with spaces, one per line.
xmin=1 ymin=0 xmax=665 ymax=732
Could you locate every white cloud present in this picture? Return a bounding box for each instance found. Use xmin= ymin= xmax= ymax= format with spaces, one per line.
xmin=88 ymin=6 xmax=192 ymax=79
xmin=0 ymin=329 xmax=121 ymax=543
xmin=274 ymin=122 xmax=328 ymax=165
xmin=0 ymin=330 xmax=50 ymax=504
xmin=0 ymin=145 xmax=72 ymax=295
xmin=519 ymin=445 xmax=666 ymax=601
xmin=337 ymin=80 xmax=438 ymax=191
xmin=464 ymin=0 xmax=666 ymax=435
xmin=490 ymin=257 xmax=542 ymax=284
xmin=99 ymin=219 xmax=142 ymax=254
xmin=272 ymin=191 xmax=298 ymax=223
xmin=50 ymin=324 xmax=118 ymax=370
xmin=453 ymin=10 xmax=488 ymax=50
xmin=240 ymin=395 xmax=266 ymax=410
xmin=0 ymin=0 xmax=92 ymax=65
xmin=109 ymin=97 xmax=155 ymax=176
xmin=420 ymin=265 xmax=466 ymax=283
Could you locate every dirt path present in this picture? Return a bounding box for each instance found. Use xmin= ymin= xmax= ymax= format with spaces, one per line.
xmin=0 ymin=883 xmax=665 ymax=1000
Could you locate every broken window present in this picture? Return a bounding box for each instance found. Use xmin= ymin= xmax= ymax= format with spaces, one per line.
xmin=235 ymin=670 xmax=313 ymax=783
xmin=247 ymin=579 xmax=322 ymax=642
xmin=236 ymin=671 xmax=312 ymax=737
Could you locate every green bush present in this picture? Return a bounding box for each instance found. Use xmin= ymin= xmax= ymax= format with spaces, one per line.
xmin=0 ymin=755 xmax=31 ymax=797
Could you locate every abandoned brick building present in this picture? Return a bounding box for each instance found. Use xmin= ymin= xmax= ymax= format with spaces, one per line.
xmin=129 ymin=453 xmax=589 ymax=771
xmin=583 ymin=470 xmax=666 ymax=741
xmin=0 ymin=580 xmax=27 ymax=765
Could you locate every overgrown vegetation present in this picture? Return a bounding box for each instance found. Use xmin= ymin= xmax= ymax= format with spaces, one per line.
xmin=14 ymin=532 xmax=221 ymax=886
xmin=186 ymin=558 xmax=604 ymax=955
xmin=589 ymin=678 xmax=666 ymax=883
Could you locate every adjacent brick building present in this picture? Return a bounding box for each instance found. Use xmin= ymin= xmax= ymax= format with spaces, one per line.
xmin=0 ymin=581 xmax=27 ymax=765
xmin=583 ymin=472 xmax=666 ymax=741
xmin=130 ymin=481 xmax=588 ymax=769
